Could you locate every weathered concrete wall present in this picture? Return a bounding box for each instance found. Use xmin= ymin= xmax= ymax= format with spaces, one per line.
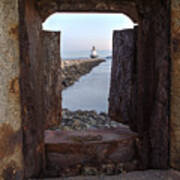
xmin=109 ymin=29 xmax=136 ymax=124
xmin=171 ymin=0 xmax=180 ymax=170
xmin=0 ymin=0 xmax=23 ymax=179
xmin=42 ymin=31 xmax=62 ymax=129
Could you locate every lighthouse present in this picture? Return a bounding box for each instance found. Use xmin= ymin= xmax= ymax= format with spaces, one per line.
xmin=90 ymin=46 xmax=98 ymax=58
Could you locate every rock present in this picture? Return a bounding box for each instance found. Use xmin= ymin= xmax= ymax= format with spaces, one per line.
xmin=83 ymin=167 xmax=98 ymax=175
xmin=57 ymin=109 xmax=130 ymax=131
xmin=102 ymin=164 xmax=115 ymax=175
xmin=61 ymin=58 xmax=105 ymax=89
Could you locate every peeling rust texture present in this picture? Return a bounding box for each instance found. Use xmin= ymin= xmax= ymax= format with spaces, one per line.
xmin=108 ymin=29 xmax=136 ymax=125
xmin=9 ymin=77 xmax=20 ymax=95
xmin=0 ymin=124 xmax=22 ymax=159
xmin=170 ymin=0 xmax=180 ymax=170
xmin=42 ymin=31 xmax=62 ymax=129
xmin=2 ymin=161 xmax=23 ymax=180
xmin=16 ymin=0 xmax=171 ymax=178
xmin=109 ymin=0 xmax=170 ymax=170
xmin=36 ymin=0 xmax=138 ymax=22
xmin=8 ymin=24 xmax=19 ymax=40
xmin=0 ymin=124 xmax=23 ymax=180
xmin=136 ymin=0 xmax=170 ymax=169
xmin=18 ymin=0 xmax=46 ymax=178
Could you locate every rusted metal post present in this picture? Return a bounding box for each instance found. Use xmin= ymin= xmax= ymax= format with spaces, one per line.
xmin=108 ymin=29 xmax=136 ymax=125
xmin=42 ymin=31 xmax=62 ymax=129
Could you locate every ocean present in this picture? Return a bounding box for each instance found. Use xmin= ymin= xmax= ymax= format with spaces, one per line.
xmin=62 ymin=51 xmax=112 ymax=113
xmin=62 ymin=50 xmax=112 ymax=60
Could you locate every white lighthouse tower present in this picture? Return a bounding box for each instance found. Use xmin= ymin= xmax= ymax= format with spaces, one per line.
xmin=90 ymin=46 xmax=98 ymax=58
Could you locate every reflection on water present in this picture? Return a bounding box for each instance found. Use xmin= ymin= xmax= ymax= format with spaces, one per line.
xmin=62 ymin=58 xmax=112 ymax=113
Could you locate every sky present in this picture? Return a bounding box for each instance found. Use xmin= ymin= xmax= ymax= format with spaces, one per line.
xmin=42 ymin=13 xmax=134 ymax=57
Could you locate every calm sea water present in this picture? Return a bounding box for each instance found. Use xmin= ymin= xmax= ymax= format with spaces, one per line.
xmin=62 ymin=50 xmax=111 ymax=60
xmin=62 ymin=57 xmax=112 ymax=113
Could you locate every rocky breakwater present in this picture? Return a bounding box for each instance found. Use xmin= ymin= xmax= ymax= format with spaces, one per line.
xmin=61 ymin=58 xmax=105 ymax=89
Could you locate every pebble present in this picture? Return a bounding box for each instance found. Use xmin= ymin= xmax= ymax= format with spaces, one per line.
xmin=59 ymin=109 xmax=126 ymax=131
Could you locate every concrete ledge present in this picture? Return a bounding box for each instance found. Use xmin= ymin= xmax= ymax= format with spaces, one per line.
xmin=44 ymin=127 xmax=138 ymax=177
xmin=30 ymin=169 xmax=180 ymax=180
